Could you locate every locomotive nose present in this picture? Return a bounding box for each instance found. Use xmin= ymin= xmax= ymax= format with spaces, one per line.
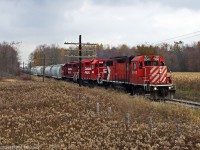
xmin=150 ymin=66 xmax=167 ymax=84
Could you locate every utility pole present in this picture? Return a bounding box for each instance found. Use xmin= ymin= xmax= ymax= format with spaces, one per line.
xmin=43 ymin=53 xmax=45 ymax=82
xmin=64 ymin=35 xmax=97 ymax=87
xmin=79 ymin=35 xmax=82 ymax=86
xmin=29 ymin=62 xmax=32 ymax=79
xmin=38 ymin=55 xmax=54 ymax=82
xmin=23 ymin=62 xmax=24 ymax=70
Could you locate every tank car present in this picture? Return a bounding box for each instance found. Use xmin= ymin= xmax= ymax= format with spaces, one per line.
xmin=36 ymin=66 xmax=44 ymax=76
xmin=51 ymin=64 xmax=64 ymax=79
xmin=45 ymin=65 xmax=53 ymax=77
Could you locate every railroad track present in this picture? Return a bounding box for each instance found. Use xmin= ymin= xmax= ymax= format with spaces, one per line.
xmin=166 ymin=98 xmax=200 ymax=108
xmin=23 ymin=74 xmax=200 ymax=108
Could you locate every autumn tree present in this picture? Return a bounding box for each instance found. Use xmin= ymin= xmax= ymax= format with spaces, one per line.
xmin=117 ymin=44 xmax=131 ymax=56
xmin=29 ymin=44 xmax=67 ymax=66
xmin=28 ymin=41 xmax=200 ymax=72
xmin=0 ymin=42 xmax=20 ymax=76
xmin=184 ymin=43 xmax=200 ymax=72
xmin=135 ymin=44 xmax=158 ymax=55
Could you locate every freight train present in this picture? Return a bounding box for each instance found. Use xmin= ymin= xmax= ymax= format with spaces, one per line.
xmin=27 ymin=55 xmax=176 ymax=100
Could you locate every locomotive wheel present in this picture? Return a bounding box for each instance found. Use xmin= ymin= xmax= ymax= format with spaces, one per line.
xmin=104 ymin=83 xmax=110 ymax=89
xmin=88 ymin=81 xmax=95 ymax=88
xmin=130 ymin=87 xmax=137 ymax=95
xmin=131 ymin=87 xmax=135 ymax=95
xmin=151 ymin=91 xmax=158 ymax=100
xmin=135 ymin=88 xmax=145 ymax=96
xmin=169 ymin=91 xmax=175 ymax=100
xmin=97 ymin=77 xmax=103 ymax=84
xmin=73 ymin=73 xmax=78 ymax=83
xmin=126 ymin=85 xmax=132 ymax=94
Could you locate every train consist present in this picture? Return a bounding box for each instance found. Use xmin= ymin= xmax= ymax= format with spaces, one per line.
xmin=28 ymin=55 xmax=176 ymax=100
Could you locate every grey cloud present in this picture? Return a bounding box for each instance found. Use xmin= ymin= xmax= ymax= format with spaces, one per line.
xmin=0 ymin=0 xmax=83 ymax=42
xmin=91 ymin=0 xmax=200 ymax=10
xmin=143 ymin=0 xmax=200 ymax=10
xmin=0 ymin=0 xmax=200 ymax=62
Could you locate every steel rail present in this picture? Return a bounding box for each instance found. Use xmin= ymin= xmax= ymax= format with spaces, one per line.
xmin=166 ymin=98 xmax=200 ymax=108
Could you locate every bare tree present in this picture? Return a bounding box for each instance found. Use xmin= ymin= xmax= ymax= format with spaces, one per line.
xmin=0 ymin=42 xmax=20 ymax=76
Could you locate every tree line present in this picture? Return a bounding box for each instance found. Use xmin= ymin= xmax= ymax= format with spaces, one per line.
xmin=0 ymin=40 xmax=199 ymax=75
xmin=0 ymin=42 xmax=20 ymax=76
xmin=29 ymin=44 xmax=66 ymax=66
xmin=28 ymin=44 xmax=102 ymax=66
xmin=29 ymin=41 xmax=200 ymax=72
xmin=97 ymin=41 xmax=200 ymax=72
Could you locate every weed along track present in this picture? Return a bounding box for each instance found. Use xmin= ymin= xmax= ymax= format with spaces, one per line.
xmin=0 ymin=78 xmax=200 ymax=149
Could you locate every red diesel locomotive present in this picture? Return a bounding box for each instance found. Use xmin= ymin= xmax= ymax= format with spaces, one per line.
xmin=105 ymin=55 xmax=175 ymax=99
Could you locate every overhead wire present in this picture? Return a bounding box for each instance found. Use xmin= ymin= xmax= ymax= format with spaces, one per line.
xmin=152 ymin=30 xmax=200 ymax=46
xmin=174 ymin=33 xmax=200 ymax=40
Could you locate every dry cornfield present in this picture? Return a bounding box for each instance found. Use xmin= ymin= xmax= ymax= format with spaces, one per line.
xmin=0 ymin=77 xmax=200 ymax=149
xmin=173 ymin=72 xmax=200 ymax=102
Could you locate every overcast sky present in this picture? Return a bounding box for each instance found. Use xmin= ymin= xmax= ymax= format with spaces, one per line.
xmin=1 ymin=0 xmax=200 ymax=62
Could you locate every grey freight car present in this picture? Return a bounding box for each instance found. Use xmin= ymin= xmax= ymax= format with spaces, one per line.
xmin=45 ymin=65 xmax=53 ymax=77
xmin=36 ymin=66 xmax=45 ymax=76
xmin=51 ymin=64 xmax=64 ymax=79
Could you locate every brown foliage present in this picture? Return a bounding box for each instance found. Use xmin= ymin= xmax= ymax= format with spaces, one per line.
xmin=29 ymin=44 xmax=67 ymax=67
xmin=0 ymin=42 xmax=19 ymax=76
xmin=0 ymin=78 xmax=199 ymax=149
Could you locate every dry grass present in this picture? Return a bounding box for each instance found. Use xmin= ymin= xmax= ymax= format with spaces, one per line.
xmin=173 ymin=72 xmax=200 ymax=102
xmin=0 ymin=77 xmax=200 ymax=149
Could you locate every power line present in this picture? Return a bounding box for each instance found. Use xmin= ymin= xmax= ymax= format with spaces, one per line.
xmin=153 ymin=30 xmax=200 ymax=45
xmin=154 ymin=30 xmax=200 ymax=44
xmin=64 ymin=35 xmax=97 ymax=87
xmin=176 ymin=33 xmax=200 ymax=40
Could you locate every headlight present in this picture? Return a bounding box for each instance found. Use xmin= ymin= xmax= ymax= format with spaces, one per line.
xmin=169 ymin=86 xmax=172 ymax=90
xmin=153 ymin=87 xmax=157 ymax=90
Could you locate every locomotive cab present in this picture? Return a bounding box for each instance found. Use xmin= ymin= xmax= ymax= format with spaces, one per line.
xmin=91 ymin=59 xmax=107 ymax=84
xmin=65 ymin=61 xmax=79 ymax=81
xmin=130 ymin=55 xmax=175 ymax=100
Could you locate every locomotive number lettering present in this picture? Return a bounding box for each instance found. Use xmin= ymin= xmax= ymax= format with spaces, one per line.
xmin=85 ymin=71 xmax=90 ymax=74
xmin=132 ymin=71 xmax=137 ymax=74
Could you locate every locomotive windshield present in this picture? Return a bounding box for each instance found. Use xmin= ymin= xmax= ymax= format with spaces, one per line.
xmin=144 ymin=61 xmax=165 ymax=66
xmin=144 ymin=61 xmax=158 ymax=66
xmin=106 ymin=60 xmax=113 ymax=66
xmin=99 ymin=62 xmax=104 ymax=67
